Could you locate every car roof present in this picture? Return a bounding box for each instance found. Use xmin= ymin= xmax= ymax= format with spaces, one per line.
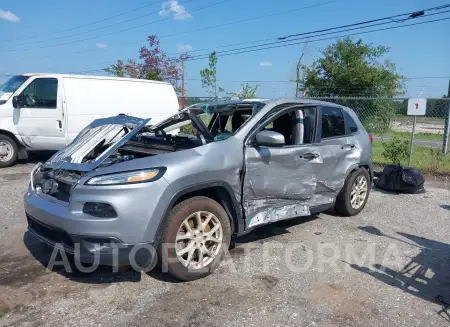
xmin=17 ymin=73 xmax=171 ymax=85
xmin=188 ymin=98 xmax=346 ymax=114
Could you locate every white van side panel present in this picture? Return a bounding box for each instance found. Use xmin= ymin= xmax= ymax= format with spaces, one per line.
xmin=62 ymin=77 xmax=179 ymax=142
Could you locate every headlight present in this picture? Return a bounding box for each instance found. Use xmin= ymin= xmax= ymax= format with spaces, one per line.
xmin=86 ymin=168 xmax=166 ymax=186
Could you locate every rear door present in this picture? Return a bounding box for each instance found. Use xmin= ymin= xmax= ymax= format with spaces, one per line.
xmin=13 ymin=77 xmax=65 ymax=150
xmin=315 ymin=106 xmax=360 ymax=196
xmin=242 ymin=106 xmax=327 ymax=228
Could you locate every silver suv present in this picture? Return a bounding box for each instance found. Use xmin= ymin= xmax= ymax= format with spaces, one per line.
xmin=24 ymin=99 xmax=373 ymax=280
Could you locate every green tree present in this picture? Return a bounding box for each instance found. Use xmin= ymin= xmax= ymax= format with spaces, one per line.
xmin=302 ymin=37 xmax=404 ymax=133
xmin=200 ymin=51 xmax=223 ymax=98
xmin=230 ymin=83 xmax=259 ymax=99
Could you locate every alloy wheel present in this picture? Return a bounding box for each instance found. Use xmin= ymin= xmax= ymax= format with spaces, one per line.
xmin=175 ymin=211 xmax=223 ymax=269
xmin=350 ymin=175 xmax=368 ymax=210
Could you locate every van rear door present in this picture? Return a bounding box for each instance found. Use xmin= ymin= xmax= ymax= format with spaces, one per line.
xmin=13 ymin=77 xmax=66 ymax=150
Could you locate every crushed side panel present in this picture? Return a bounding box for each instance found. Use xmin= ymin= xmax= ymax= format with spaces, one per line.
xmin=242 ymin=146 xmax=322 ymax=228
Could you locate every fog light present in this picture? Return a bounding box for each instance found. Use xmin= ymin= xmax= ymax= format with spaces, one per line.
xmin=83 ymin=202 xmax=117 ymax=218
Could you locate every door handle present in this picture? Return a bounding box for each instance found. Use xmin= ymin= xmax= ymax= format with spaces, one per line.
xmin=341 ymin=144 xmax=355 ymax=149
xmin=301 ymin=152 xmax=320 ymax=160
xmin=57 ymin=120 xmax=62 ymax=129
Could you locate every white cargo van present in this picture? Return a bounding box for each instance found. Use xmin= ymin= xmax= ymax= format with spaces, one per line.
xmin=0 ymin=73 xmax=180 ymax=167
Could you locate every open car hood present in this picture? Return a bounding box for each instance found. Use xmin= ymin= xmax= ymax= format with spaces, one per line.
xmin=44 ymin=115 xmax=150 ymax=172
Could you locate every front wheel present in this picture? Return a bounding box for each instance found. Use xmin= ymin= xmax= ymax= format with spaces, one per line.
xmin=158 ymin=196 xmax=231 ymax=281
xmin=0 ymin=134 xmax=18 ymax=168
xmin=335 ymin=168 xmax=371 ymax=216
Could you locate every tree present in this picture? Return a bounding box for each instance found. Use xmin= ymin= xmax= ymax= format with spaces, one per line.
xmin=200 ymin=51 xmax=223 ymax=98
xmin=302 ymin=37 xmax=403 ymax=97
xmin=104 ymin=35 xmax=186 ymax=94
xmin=301 ymin=37 xmax=404 ymax=133
xmin=230 ymin=83 xmax=259 ymax=99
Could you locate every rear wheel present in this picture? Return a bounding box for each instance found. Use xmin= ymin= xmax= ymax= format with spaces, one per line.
xmin=0 ymin=134 xmax=18 ymax=168
xmin=158 ymin=196 xmax=231 ymax=281
xmin=335 ymin=168 xmax=370 ymax=216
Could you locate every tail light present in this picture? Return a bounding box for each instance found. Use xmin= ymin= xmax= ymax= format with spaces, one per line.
xmin=369 ymin=134 xmax=374 ymax=143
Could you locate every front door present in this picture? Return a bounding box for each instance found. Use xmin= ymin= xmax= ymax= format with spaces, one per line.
xmin=13 ymin=77 xmax=65 ymax=150
xmin=242 ymin=107 xmax=326 ymax=229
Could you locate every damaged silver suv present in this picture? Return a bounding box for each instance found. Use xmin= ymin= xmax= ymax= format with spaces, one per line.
xmin=24 ymin=99 xmax=372 ymax=280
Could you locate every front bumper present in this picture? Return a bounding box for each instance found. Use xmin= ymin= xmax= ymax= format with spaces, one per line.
xmin=26 ymin=214 xmax=156 ymax=267
xmin=24 ymin=173 xmax=174 ymax=266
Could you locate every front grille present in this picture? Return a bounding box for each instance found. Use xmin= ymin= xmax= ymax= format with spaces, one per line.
xmin=27 ymin=215 xmax=74 ymax=249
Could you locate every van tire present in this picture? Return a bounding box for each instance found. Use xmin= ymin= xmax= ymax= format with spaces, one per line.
xmin=335 ymin=168 xmax=370 ymax=216
xmin=0 ymin=134 xmax=18 ymax=168
xmin=158 ymin=196 xmax=231 ymax=281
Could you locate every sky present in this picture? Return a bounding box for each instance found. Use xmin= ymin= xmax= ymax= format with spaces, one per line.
xmin=0 ymin=0 xmax=449 ymax=98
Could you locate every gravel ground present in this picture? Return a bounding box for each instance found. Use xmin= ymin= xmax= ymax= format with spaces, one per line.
xmin=0 ymin=155 xmax=450 ymax=327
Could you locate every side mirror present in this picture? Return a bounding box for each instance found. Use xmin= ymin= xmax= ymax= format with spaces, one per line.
xmin=255 ymin=130 xmax=285 ymax=147
xmin=12 ymin=96 xmax=23 ymax=108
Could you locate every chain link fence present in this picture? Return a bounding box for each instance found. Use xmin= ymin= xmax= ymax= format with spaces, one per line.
xmin=178 ymin=96 xmax=216 ymax=108
xmin=309 ymin=97 xmax=450 ymax=173
xmin=178 ymin=96 xmax=450 ymax=174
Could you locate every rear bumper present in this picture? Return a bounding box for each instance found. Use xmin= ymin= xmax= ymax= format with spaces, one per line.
xmin=26 ymin=214 xmax=156 ymax=267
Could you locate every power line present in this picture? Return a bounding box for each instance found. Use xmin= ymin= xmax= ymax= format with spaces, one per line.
xmin=2 ymin=0 xmax=233 ymax=52
xmin=3 ymin=0 xmax=165 ymax=43
xmin=26 ymin=0 xmax=340 ymax=61
xmin=8 ymin=0 xmax=198 ymax=47
xmin=278 ymin=4 xmax=450 ymax=40
xmin=23 ymin=4 xmax=450 ymax=66
xmin=177 ymin=11 xmax=449 ymax=62
xmin=62 ymin=15 xmax=450 ymax=75
xmin=3 ymin=12 xmax=449 ymax=77
xmin=183 ymin=16 xmax=450 ymax=63
xmin=21 ymin=2 xmax=447 ymax=62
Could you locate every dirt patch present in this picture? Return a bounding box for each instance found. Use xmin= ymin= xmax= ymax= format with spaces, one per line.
xmin=0 ymin=298 xmax=10 ymax=319
xmin=0 ymin=173 xmax=29 ymax=182
xmin=255 ymin=275 xmax=279 ymax=290
xmin=391 ymin=121 xmax=444 ymax=134
xmin=308 ymin=283 xmax=380 ymax=322
xmin=0 ymin=254 xmax=50 ymax=288
xmin=129 ymin=277 xmax=282 ymax=327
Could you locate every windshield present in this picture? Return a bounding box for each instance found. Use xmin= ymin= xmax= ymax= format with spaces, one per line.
xmin=0 ymin=75 xmax=29 ymax=104
xmin=153 ymin=107 xmax=255 ymax=142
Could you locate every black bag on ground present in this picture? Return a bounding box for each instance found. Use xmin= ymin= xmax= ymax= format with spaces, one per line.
xmin=374 ymin=164 xmax=425 ymax=194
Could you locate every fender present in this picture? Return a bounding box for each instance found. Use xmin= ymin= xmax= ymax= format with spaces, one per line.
xmin=345 ymin=162 xmax=373 ymax=182
xmin=152 ymin=180 xmax=245 ymax=247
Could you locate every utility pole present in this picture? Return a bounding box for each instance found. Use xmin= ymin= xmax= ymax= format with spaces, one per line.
xmin=295 ymin=42 xmax=308 ymax=98
xmin=443 ymin=77 xmax=450 ymax=154
xmin=181 ymin=58 xmax=186 ymax=109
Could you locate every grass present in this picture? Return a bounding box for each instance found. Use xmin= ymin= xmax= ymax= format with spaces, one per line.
xmin=372 ymin=141 xmax=450 ymax=175
xmin=376 ymin=130 xmax=444 ymax=142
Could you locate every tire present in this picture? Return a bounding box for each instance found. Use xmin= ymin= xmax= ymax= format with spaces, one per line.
xmin=0 ymin=134 xmax=18 ymax=168
xmin=335 ymin=168 xmax=371 ymax=216
xmin=158 ymin=196 xmax=231 ymax=281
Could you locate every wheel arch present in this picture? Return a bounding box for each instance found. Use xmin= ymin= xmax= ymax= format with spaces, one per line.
xmin=346 ymin=163 xmax=373 ymax=183
xmin=154 ymin=181 xmax=244 ymax=246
